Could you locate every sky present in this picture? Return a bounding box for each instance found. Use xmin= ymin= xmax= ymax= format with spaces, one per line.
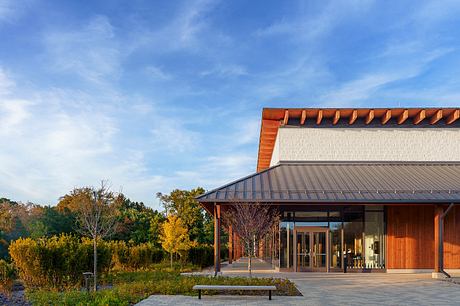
xmin=1 ymin=0 xmax=460 ymax=208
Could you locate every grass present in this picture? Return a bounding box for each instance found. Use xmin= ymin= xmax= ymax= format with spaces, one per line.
xmin=26 ymin=267 xmax=301 ymax=305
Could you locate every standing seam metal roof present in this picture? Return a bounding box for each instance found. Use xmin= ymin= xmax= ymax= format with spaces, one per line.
xmin=196 ymin=162 xmax=460 ymax=203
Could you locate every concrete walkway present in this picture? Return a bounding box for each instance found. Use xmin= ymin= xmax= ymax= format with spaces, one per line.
xmin=137 ymin=258 xmax=460 ymax=305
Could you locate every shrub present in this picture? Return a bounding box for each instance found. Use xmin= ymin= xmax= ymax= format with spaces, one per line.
xmin=9 ymin=235 xmax=111 ymax=289
xmin=0 ymin=259 xmax=15 ymax=294
xmin=187 ymin=245 xmax=213 ymax=268
xmin=26 ymin=272 xmax=301 ymax=305
xmin=108 ymin=241 xmax=164 ymax=271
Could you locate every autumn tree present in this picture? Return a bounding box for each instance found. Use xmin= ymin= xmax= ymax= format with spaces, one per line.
xmin=160 ymin=215 xmax=194 ymax=268
xmin=222 ymin=203 xmax=278 ymax=276
xmin=68 ymin=182 xmax=122 ymax=291
xmin=157 ymin=188 xmax=206 ymax=242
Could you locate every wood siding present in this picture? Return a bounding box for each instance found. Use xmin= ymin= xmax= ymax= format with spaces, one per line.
xmin=387 ymin=205 xmax=460 ymax=269
xmin=387 ymin=206 xmax=434 ymax=269
xmin=444 ymin=205 xmax=460 ymax=269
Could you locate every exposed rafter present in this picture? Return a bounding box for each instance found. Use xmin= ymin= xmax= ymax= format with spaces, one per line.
xmin=258 ymin=107 xmax=460 ymax=172
xmin=316 ymin=110 xmax=323 ymax=125
xmin=300 ymin=110 xmax=307 ymax=125
xmin=382 ymin=109 xmax=392 ymax=125
xmin=349 ymin=109 xmax=358 ymax=124
xmin=365 ymin=109 xmax=375 ymax=124
xmin=398 ymin=109 xmax=409 ymax=124
xmin=333 ymin=110 xmax=341 ymax=125
xmin=446 ymin=109 xmax=460 ymax=125
xmin=414 ymin=109 xmax=426 ymax=125
xmin=430 ymin=110 xmax=443 ymax=125
xmin=282 ymin=110 xmax=289 ymax=125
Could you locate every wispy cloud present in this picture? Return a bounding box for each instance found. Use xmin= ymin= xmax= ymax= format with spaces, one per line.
xmin=43 ymin=15 xmax=121 ymax=84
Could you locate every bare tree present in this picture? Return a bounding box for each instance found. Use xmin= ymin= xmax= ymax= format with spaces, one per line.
xmin=73 ymin=181 xmax=121 ymax=291
xmin=222 ymin=202 xmax=278 ymax=277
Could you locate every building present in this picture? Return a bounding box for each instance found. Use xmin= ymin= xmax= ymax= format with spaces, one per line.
xmin=196 ymin=108 xmax=460 ymax=276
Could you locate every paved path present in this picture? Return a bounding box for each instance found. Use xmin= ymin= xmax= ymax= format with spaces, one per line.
xmin=137 ymin=258 xmax=460 ymax=305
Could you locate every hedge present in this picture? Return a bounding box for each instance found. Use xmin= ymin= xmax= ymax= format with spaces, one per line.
xmin=9 ymin=235 xmax=224 ymax=288
xmin=9 ymin=235 xmax=111 ymax=289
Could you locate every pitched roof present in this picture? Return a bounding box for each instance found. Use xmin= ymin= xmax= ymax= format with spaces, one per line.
xmin=197 ymin=162 xmax=460 ymax=204
xmin=257 ymin=108 xmax=460 ymax=171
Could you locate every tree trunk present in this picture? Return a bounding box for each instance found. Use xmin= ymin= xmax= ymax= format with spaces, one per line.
xmin=247 ymin=241 xmax=252 ymax=278
xmin=93 ymin=236 xmax=97 ymax=291
xmin=170 ymin=252 xmax=173 ymax=269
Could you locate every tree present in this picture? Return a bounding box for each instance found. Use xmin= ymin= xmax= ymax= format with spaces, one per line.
xmin=156 ymin=188 xmax=206 ymax=242
xmin=113 ymin=198 xmax=163 ymax=244
xmin=149 ymin=213 xmax=165 ymax=247
xmin=222 ymin=203 xmax=279 ymax=277
xmin=160 ymin=215 xmax=194 ymax=268
xmin=69 ymin=182 xmax=122 ymax=291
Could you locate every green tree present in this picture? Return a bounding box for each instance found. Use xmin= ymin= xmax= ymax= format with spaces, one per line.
xmin=156 ymin=188 xmax=206 ymax=242
xmin=149 ymin=213 xmax=165 ymax=247
xmin=114 ymin=198 xmax=162 ymax=244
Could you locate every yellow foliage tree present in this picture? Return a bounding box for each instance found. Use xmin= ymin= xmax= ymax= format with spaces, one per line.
xmin=160 ymin=215 xmax=194 ymax=268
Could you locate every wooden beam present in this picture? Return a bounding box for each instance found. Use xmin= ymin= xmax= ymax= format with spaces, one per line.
xmin=397 ymin=109 xmax=409 ymax=124
xmin=381 ymin=109 xmax=392 ymax=124
xmin=332 ymin=110 xmax=340 ymax=125
xmin=300 ymin=110 xmax=307 ymax=125
xmin=282 ymin=110 xmax=289 ymax=125
xmin=434 ymin=205 xmax=443 ymax=273
xmin=214 ymin=204 xmax=221 ymax=274
xmin=349 ymin=109 xmax=358 ymax=125
xmin=365 ymin=109 xmax=374 ymax=124
xmin=413 ymin=109 xmax=426 ymax=125
xmin=446 ymin=109 xmax=460 ymax=125
xmin=316 ymin=110 xmax=323 ymax=125
xmin=429 ymin=109 xmax=443 ymax=125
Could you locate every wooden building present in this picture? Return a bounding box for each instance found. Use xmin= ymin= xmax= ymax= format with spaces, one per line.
xmin=197 ymin=108 xmax=460 ymax=277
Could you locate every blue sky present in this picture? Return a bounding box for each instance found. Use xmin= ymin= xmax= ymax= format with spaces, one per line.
xmin=1 ymin=0 xmax=460 ymax=208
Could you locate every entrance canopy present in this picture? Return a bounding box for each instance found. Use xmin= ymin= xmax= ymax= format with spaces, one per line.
xmin=197 ymin=162 xmax=460 ymax=210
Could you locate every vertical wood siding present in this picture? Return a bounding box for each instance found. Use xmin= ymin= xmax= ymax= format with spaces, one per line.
xmin=444 ymin=205 xmax=460 ymax=269
xmin=387 ymin=206 xmax=434 ymax=269
xmin=387 ymin=205 xmax=460 ymax=269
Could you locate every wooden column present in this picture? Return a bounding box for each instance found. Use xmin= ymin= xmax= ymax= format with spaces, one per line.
xmin=434 ymin=205 xmax=443 ymax=272
xmin=228 ymin=225 xmax=233 ymax=264
xmin=214 ymin=204 xmax=221 ymax=274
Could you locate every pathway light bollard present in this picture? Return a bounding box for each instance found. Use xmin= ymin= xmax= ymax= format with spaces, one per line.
xmin=83 ymin=272 xmax=94 ymax=292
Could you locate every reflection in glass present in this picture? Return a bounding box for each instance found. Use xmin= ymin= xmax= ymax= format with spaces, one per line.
xmin=344 ymin=211 xmax=363 ymax=269
xmin=364 ymin=208 xmax=385 ymax=269
xmin=329 ymin=222 xmax=342 ymax=269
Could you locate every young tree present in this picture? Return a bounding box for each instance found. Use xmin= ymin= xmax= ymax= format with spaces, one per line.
xmin=160 ymin=215 xmax=194 ymax=268
xmin=157 ymin=188 xmax=206 ymax=242
xmin=70 ymin=182 xmax=122 ymax=291
xmin=222 ymin=203 xmax=278 ymax=277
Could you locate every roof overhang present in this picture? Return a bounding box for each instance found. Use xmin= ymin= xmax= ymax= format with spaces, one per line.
xmin=197 ymin=162 xmax=460 ymax=206
xmin=257 ymin=108 xmax=460 ymax=172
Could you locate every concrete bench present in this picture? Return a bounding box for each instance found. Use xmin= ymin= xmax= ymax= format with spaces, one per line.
xmin=192 ymin=285 xmax=277 ymax=300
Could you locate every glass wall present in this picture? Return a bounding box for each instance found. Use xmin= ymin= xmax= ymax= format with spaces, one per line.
xmin=278 ymin=206 xmax=385 ymax=271
xmin=364 ymin=206 xmax=385 ymax=269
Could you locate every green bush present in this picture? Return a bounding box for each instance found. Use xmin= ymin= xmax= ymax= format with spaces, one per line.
xmin=0 ymin=259 xmax=15 ymax=294
xmin=187 ymin=245 xmax=213 ymax=267
xmin=9 ymin=235 xmax=112 ymax=289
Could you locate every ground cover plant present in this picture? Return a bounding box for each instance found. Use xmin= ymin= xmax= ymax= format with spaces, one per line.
xmin=26 ymin=268 xmax=301 ymax=306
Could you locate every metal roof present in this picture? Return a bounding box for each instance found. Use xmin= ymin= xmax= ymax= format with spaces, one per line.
xmin=197 ymin=162 xmax=460 ymax=203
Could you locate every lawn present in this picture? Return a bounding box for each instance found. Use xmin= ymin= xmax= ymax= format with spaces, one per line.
xmin=26 ymin=266 xmax=301 ymax=305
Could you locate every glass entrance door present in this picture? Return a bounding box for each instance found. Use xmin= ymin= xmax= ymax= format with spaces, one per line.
xmin=294 ymin=227 xmax=329 ymax=272
xmin=296 ymin=232 xmax=310 ymax=271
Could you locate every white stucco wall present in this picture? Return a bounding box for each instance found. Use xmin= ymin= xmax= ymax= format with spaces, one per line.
xmin=269 ymin=127 xmax=460 ymax=165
